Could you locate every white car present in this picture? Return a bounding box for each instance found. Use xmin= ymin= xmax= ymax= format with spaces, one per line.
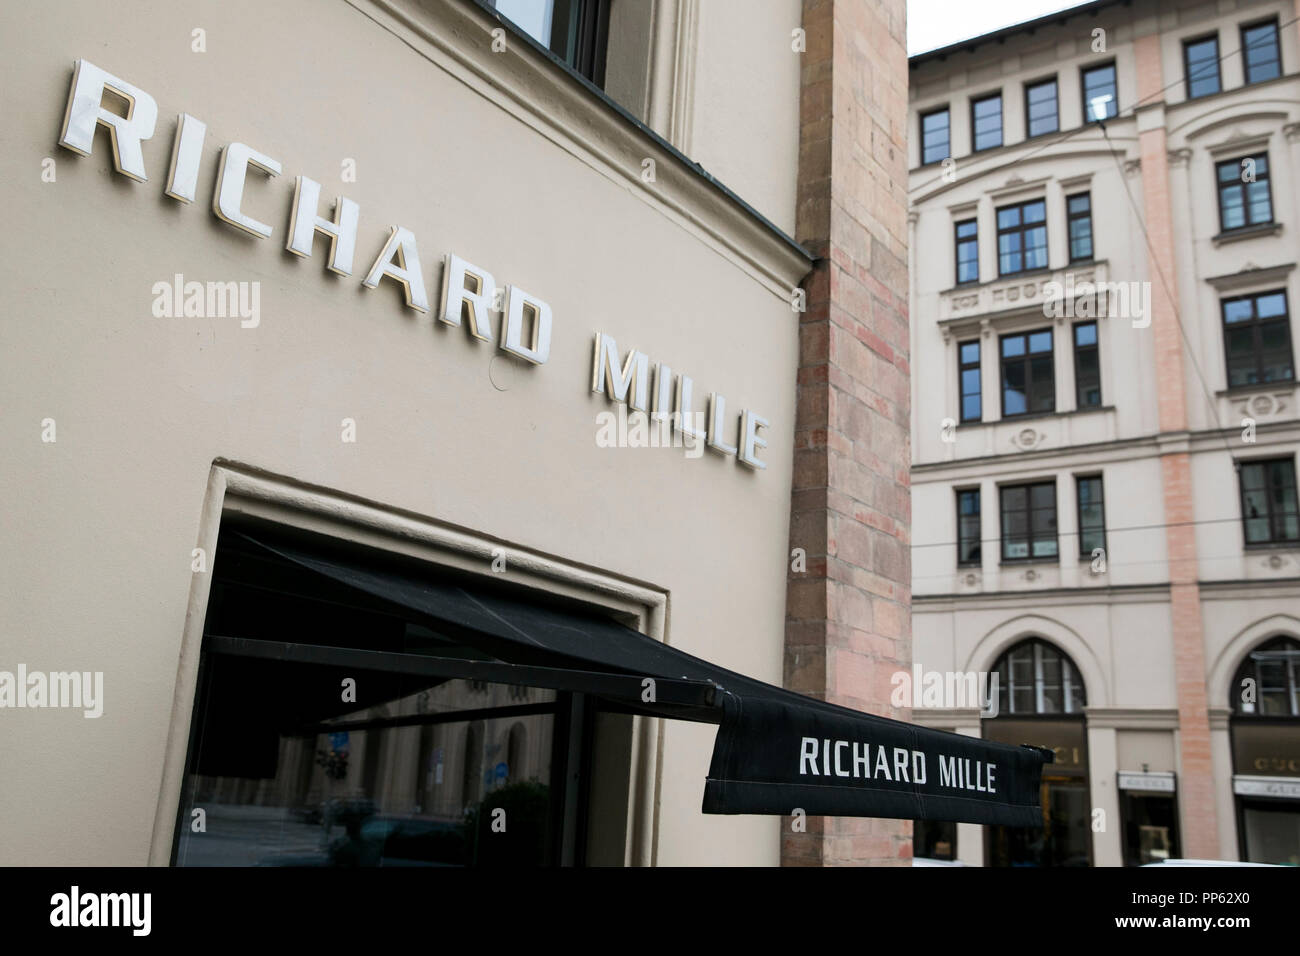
xmin=1140 ymin=858 xmax=1279 ymax=866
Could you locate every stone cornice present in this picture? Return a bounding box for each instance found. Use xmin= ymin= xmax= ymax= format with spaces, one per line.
xmin=914 ymin=582 xmax=1172 ymax=608
xmin=1083 ymin=707 xmax=1180 ymax=729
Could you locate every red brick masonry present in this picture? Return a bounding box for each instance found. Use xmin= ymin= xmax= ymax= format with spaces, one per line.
xmin=785 ymin=0 xmax=913 ymax=866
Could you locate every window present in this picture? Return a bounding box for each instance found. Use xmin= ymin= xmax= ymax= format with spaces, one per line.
xmin=1025 ymin=78 xmax=1059 ymax=137
xmin=1242 ymin=19 xmax=1282 ymax=84
xmin=914 ymin=819 xmax=957 ymax=862
xmin=971 ymin=93 xmax=1003 ymax=151
xmin=170 ymin=522 xmax=636 ymax=868
xmin=1183 ymin=34 xmax=1221 ymax=98
xmin=955 ymin=219 xmax=979 ymax=285
xmin=994 ymin=639 xmax=1086 ymax=714
xmin=1233 ymin=637 xmax=1300 ymax=716
xmin=1001 ymin=328 xmax=1055 ymax=416
xmin=997 ymin=199 xmax=1047 ymax=276
xmin=1076 ymin=475 xmax=1106 ymax=558
xmin=490 ymin=0 xmax=609 ymax=84
xmin=958 ymin=339 xmax=982 ymax=422
xmin=1067 ymin=193 xmax=1093 ymax=262
xmin=1239 ymin=458 xmax=1299 ymax=545
xmin=1000 ymin=480 xmax=1058 ymax=561
xmin=1074 ymin=321 xmax=1101 ymax=408
xmin=921 ymin=107 xmax=951 ymax=164
xmin=1081 ymin=62 xmax=1118 ymax=121
xmin=1221 ymin=290 xmax=1293 ymax=387
xmin=1216 ymin=154 xmax=1273 ymax=232
xmin=957 ymin=488 xmax=981 ymax=566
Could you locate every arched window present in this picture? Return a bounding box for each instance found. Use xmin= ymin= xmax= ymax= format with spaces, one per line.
xmin=1232 ymin=636 xmax=1300 ymax=716
xmin=993 ymin=638 xmax=1086 ymax=715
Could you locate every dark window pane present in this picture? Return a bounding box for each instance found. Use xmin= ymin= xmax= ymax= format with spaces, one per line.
xmin=1082 ymin=64 xmax=1117 ymax=120
xmin=1239 ymin=458 xmax=1299 ymax=544
xmin=922 ymin=108 xmax=951 ymax=164
xmin=1222 ymin=291 xmax=1293 ymax=389
xmin=998 ymin=200 xmax=1048 ymax=276
xmin=1029 ymin=359 xmax=1055 ymax=410
xmin=1026 ymin=80 xmax=1058 ymax=137
xmin=1024 ymin=227 xmax=1048 ymax=270
xmin=1243 ymin=21 xmax=1281 ymax=84
xmin=1002 ymin=328 xmax=1054 ymax=416
xmin=1030 ymin=484 xmax=1055 ymax=508
xmin=1003 ymin=383 xmax=1026 ymax=416
xmin=1074 ymin=322 xmax=1100 ymax=408
xmin=1001 ymin=483 xmax=1057 ymax=561
xmin=1241 ymin=463 xmax=1266 ymax=491
xmin=1246 ymin=181 xmax=1272 ymax=223
xmin=1068 ymin=192 xmax=1093 ymax=262
xmin=973 ymin=95 xmax=1002 ymax=150
xmin=958 ymin=490 xmax=982 ymax=565
xmin=1220 ymin=185 xmax=1245 ymax=229
xmin=1185 ymin=37 xmax=1221 ymax=98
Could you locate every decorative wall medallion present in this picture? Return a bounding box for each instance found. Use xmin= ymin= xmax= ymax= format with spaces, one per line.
xmin=1231 ymin=391 xmax=1291 ymax=421
xmin=1024 ymin=569 xmax=1038 ymax=582
xmin=1011 ymin=428 xmax=1046 ymax=450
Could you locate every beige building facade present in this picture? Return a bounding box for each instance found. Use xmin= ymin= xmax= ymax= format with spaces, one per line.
xmin=908 ymin=0 xmax=1300 ymax=865
xmin=2 ymin=0 xmax=919 ymax=867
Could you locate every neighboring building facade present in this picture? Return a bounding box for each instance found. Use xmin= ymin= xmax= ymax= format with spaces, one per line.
xmin=1 ymin=0 xmax=914 ymax=866
xmin=908 ymin=0 xmax=1300 ymax=865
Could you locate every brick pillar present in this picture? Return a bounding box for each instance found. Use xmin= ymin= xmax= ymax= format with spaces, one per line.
xmin=1133 ymin=32 xmax=1220 ymax=858
xmin=784 ymin=0 xmax=912 ymax=867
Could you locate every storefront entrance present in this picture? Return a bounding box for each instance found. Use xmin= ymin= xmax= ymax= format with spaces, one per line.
xmin=171 ymin=515 xmax=1057 ymax=866
xmin=984 ymin=721 xmax=1091 ymax=867
xmin=982 ymin=639 xmax=1092 ymax=867
xmin=1230 ymin=636 xmax=1300 ymax=865
xmin=172 ymin=521 xmax=632 ymax=866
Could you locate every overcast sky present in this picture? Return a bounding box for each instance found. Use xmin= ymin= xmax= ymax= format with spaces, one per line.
xmin=908 ymin=0 xmax=1096 ymax=55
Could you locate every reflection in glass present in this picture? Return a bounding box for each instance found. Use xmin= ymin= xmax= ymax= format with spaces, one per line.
xmin=175 ymin=659 xmax=558 ymax=867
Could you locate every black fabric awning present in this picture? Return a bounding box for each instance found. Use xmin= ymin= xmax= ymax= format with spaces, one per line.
xmin=232 ymin=531 xmax=1051 ymax=827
